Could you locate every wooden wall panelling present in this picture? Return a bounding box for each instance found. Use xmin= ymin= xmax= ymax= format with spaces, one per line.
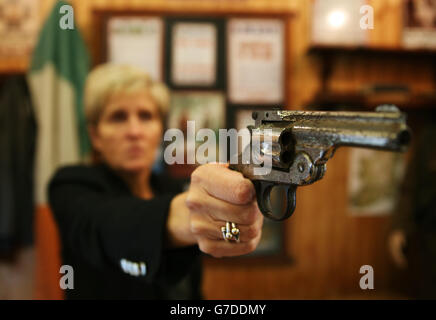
xmin=31 ymin=0 xmax=419 ymax=299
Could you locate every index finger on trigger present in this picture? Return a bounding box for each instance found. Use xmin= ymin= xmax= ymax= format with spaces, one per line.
xmin=191 ymin=163 xmax=255 ymax=205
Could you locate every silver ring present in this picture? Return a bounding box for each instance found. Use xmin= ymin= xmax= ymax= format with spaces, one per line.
xmin=221 ymin=221 xmax=240 ymax=242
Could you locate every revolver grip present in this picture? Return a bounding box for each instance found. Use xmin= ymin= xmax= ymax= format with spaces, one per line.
xmin=252 ymin=181 xmax=297 ymax=221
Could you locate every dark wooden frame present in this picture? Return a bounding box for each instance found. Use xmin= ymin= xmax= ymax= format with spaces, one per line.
xmin=164 ymin=17 xmax=225 ymax=90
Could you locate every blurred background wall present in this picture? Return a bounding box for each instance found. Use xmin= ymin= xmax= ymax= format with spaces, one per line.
xmin=1 ymin=0 xmax=434 ymax=299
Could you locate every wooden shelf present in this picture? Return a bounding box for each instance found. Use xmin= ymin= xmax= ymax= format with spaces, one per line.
xmin=308 ymin=45 xmax=436 ymax=57
xmin=306 ymin=44 xmax=436 ymax=111
xmin=307 ymin=91 xmax=436 ymax=110
xmin=0 ymin=57 xmax=29 ymax=75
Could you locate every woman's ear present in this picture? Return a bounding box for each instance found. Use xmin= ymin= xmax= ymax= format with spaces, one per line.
xmin=88 ymin=125 xmax=102 ymax=152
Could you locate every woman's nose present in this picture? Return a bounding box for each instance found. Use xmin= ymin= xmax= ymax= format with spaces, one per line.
xmin=126 ymin=116 xmax=144 ymax=138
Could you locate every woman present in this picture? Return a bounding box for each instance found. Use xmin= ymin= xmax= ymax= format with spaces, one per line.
xmin=49 ymin=64 xmax=264 ymax=299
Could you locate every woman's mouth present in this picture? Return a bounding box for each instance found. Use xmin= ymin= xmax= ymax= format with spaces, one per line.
xmin=127 ymin=146 xmax=144 ymax=156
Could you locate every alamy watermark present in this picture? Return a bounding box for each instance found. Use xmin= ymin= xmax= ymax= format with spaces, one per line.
xmin=359 ymin=265 xmax=374 ymax=290
xmin=360 ymin=5 xmax=374 ymax=30
xmin=59 ymin=4 xmax=74 ymax=30
xmin=163 ymin=122 xmax=273 ymax=175
xmin=59 ymin=265 xmax=74 ymax=290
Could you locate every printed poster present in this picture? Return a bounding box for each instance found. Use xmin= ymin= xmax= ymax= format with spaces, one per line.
xmin=108 ymin=17 xmax=164 ymax=81
xmin=227 ymin=19 xmax=285 ymax=104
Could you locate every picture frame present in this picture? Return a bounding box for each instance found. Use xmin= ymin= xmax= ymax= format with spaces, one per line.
xmin=166 ymin=91 xmax=226 ymax=178
xmin=402 ymin=0 xmax=436 ymax=49
xmin=165 ymin=17 xmax=225 ymax=90
xmin=348 ymin=148 xmax=406 ymax=216
xmin=0 ymin=0 xmax=40 ymax=72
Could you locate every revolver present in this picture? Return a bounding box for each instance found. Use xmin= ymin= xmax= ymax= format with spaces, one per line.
xmin=229 ymin=105 xmax=411 ymax=221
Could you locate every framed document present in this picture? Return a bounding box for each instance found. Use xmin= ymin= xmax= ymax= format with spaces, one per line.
xmin=166 ymin=91 xmax=226 ymax=178
xmin=171 ymin=22 xmax=217 ymax=86
xmin=227 ymin=18 xmax=285 ymax=104
xmin=348 ymin=149 xmax=406 ymax=216
xmin=403 ymin=0 xmax=436 ymax=49
xmin=165 ymin=18 xmax=225 ymax=89
xmin=167 ymin=91 xmax=226 ymax=135
xmin=107 ymin=17 xmax=164 ymax=81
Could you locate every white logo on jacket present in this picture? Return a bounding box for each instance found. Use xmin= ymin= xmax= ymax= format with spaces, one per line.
xmin=120 ymin=259 xmax=147 ymax=277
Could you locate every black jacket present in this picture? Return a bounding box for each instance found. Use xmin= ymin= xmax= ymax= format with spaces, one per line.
xmin=48 ymin=164 xmax=202 ymax=299
xmin=0 ymin=76 xmax=36 ymax=255
xmin=392 ymin=123 xmax=436 ymax=235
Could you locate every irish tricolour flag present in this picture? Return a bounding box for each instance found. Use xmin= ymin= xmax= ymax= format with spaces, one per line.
xmin=28 ymin=1 xmax=89 ymax=205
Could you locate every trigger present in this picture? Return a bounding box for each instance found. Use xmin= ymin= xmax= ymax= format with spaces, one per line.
xmin=253 ymin=181 xmax=275 ymax=217
xmin=253 ymin=181 xmax=297 ymax=221
xmin=283 ymin=184 xmax=297 ymax=220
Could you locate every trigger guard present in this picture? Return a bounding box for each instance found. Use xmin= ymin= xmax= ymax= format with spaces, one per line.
xmin=253 ymin=181 xmax=297 ymax=221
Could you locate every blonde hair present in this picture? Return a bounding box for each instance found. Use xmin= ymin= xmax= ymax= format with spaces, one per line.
xmin=84 ymin=63 xmax=170 ymax=124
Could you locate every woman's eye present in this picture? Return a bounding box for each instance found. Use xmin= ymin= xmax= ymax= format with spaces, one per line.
xmin=139 ymin=111 xmax=152 ymax=121
xmin=109 ymin=110 xmax=127 ymax=122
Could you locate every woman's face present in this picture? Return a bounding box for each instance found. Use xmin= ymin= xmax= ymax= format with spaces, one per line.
xmin=90 ymin=90 xmax=163 ymax=173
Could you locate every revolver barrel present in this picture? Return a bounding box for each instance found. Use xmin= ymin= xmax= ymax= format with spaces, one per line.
xmin=278 ymin=106 xmax=410 ymax=153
